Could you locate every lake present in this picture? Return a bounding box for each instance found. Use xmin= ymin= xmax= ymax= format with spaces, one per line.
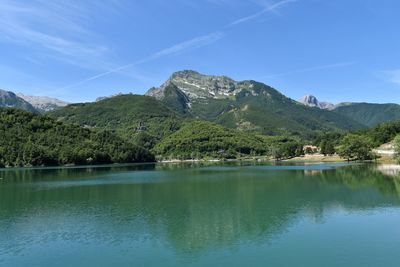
xmin=1 ymin=162 xmax=400 ymax=267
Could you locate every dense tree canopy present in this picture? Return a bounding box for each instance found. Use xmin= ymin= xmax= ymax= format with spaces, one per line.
xmin=337 ymin=134 xmax=374 ymax=161
xmin=360 ymin=120 xmax=400 ymax=147
xmin=49 ymin=94 xmax=184 ymax=150
xmin=154 ymin=120 xmax=303 ymax=160
xmin=315 ymin=120 xmax=400 ymax=160
xmin=320 ymin=140 xmax=336 ymax=156
xmin=0 ymin=108 xmax=154 ymax=167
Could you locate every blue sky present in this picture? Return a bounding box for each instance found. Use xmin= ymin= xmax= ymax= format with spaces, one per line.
xmin=0 ymin=0 xmax=399 ymax=103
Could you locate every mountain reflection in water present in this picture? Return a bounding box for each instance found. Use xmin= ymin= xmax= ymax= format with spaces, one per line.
xmin=0 ymin=162 xmax=400 ymax=266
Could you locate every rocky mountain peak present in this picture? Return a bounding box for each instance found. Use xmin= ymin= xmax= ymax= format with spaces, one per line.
xmin=169 ymin=70 xmax=243 ymax=98
xmin=170 ymin=70 xmax=202 ymax=79
xmin=299 ymin=94 xmax=335 ymax=110
xmin=299 ymin=95 xmax=319 ymax=107
xmin=146 ymin=70 xmax=253 ymax=101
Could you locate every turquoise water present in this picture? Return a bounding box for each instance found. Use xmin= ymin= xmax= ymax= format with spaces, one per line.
xmin=1 ymin=162 xmax=400 ymax=266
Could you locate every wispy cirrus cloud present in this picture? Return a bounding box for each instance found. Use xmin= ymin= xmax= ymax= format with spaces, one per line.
xmin=0 ymin=0 xmax=113 ymax=69
xmin=60 ymin=0 xmax=298 ymax=89
xmin=263 ymin=61 xmax=356 ymax=78
xmin=146 ymin=32 xmax=225 ymax=61
xmin=60 ymin=32 xmax=225 ymax=90
xmin=229 ymin=0 xmax=298 ymax=26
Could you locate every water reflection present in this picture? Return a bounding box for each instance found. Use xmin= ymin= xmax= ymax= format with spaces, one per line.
xmin=1 ymin=163 xmax=400 ymax=257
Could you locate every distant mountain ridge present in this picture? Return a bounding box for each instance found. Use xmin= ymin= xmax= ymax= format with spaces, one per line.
xmin=334 ymin=103 xmax=400 ymax=127
xmin=299 ymin=94 xmax=400 ymax=127
xmin=17 ymin=93 xmax=69 ymax=112
xmin=0 ymin=89 xmax=68 ymax=112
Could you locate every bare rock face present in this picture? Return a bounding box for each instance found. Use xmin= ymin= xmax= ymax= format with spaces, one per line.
xmin=319 ymin=102 xmax=335 ymax=110
xmin=17 ymin=93 xmax=69 ymax=112
xmin=299 ymin=94 xmax=335 ymax=110
xmin=299 ymin=95 xmax=319 ymax=107
xmin=146 ymin=70 xmax=255 ymax=101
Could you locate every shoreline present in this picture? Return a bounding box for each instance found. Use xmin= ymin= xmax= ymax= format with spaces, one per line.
xmin=284 ymin=154 xmax=344 ymax=162
xmin=286 ymin=154 xmax=399 ymax=164
xmin=0 ymin=155 xmax=398 ymax=170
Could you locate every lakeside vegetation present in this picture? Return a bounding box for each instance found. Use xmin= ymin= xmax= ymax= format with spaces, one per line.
xmin=314 ymin=120 xmax=400 ymax=161
xmin=0 ymin=108 xmax=154 ymax=167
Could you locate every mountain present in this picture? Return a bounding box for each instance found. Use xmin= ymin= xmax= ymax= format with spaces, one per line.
xmin=147 ymin=82 xmax=190 ymax=113
xmin=147 ymin=70 xmax=244 ymax=101
xmin=0 ymin=107 xmax=154 ymax=167
xmin=333 ymin=103 xmax=400 ymax=127
xmin=0 ymin=89 xmax=69 ymax=113
xmin=146 ymin=70 xmax=364 ymax=137
xmin=0 ymin=89 xmax=36 ymax=112
xmin=299 ymin=94 xmax=400 ymax=127
xmin=17 ymin=93 xmax=69 ymax=112
xmin=49 ymin=94 xmax=184 ymax=149
xmin=299 ymin=95 xmax=335 ymax=110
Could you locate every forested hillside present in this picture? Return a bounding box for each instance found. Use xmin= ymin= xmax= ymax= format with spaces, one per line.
xmin=0 ymin=108 xmax=154 ymax=167
xmin=49 ymin=94 xmax=184 ymax=149
xmin=154 ymin=120 xmax=304 ymax=160
xmin=334 ymin=103 xmax=400 ymax=127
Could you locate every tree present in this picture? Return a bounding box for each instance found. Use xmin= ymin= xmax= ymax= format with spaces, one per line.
xmin=337 ymin=134 xmax=374 ymax=161
xmin=394 ymin=135 xmax=400 ymax=161
xmin=320 ymin=140 xmax=335 ymax=156
xmin=269 ymin=145 xmax=283 ymax=161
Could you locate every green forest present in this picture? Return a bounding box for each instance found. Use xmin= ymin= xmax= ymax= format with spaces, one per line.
xmin=153 ymin=120 xmax=303 ymax=160
xmin=2 ymin=92 xmax=400 ymax=168
xmin=0 ymin=108 xmax=154 ymax=167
